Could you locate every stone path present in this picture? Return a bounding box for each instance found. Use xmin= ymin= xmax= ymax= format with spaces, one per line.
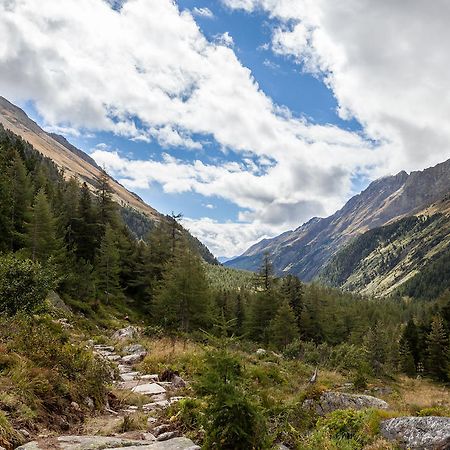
xmin=17 ymin=341 xmax=198 ymax=450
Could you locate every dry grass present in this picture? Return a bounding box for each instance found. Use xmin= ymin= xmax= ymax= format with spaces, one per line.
xmin=139 ymin=338 xmax=203 ymax=377
xmin=390 ymin=375 xmax=450 ymax=414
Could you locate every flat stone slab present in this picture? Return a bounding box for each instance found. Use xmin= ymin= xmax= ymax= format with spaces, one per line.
xmin=131 ymin=383 xmax=166 ymax=395
xmin=303 ymin=391 xmax=389 ymax=415
xmin=120 ymin=371 xmax=140 ymax=381
xmin=17 ymin=435 xmax=150 ymax=449
xmin=109 ymin=438 xmax=200 ymax=449
xmin=380 ymin=416 xmax=450 ymax=449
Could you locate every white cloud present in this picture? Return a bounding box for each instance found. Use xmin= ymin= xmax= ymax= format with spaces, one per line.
xmin=192 ymin=7 xmax=214 ymax=18
xmin=214 ymin=32 xmax=234 ymax=47
xmin=223 ymin=0 xmax=450 ymax=173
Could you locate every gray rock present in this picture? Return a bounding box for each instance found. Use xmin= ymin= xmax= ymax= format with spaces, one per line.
xmin=121 ymin=353 xmax=147 ymax=365
xmin=108 ymin=438 xmax=199 ymax=449
xmin=113 ymin=326 xmax=139 ymax=341
xmin=16 ymin=435 xmax=149 ymax=449
xmin=124 ymin=344 xmax=146 ymax=354
xmin=172 ymin=375 xmax=186 ymax=388
xmin=303 ymin=391 xmax=389 ymax=415
xmin=154 ymin=424 xmax=171 ymax=437
xmin=157 ymin=432 xmax=179 ymax=442
xmin=131 ymin=383 xmax=166 ymax=395
xmin=94 ymin=345 xmax=115 ymax=352
xmin=380 ymin=416 xmax=450 ymax=449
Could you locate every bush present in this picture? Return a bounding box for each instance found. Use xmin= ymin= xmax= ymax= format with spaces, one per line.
xmin=0 ymin=254 xmax=56 ymax=315
xmin=195 ymin=347 xmax=270 ymax=449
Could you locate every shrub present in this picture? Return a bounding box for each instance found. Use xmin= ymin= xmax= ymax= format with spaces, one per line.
xmin=195 ymin=347 xmax=270 ymax=449
xmin=0 ymin=254 xmax=56 ymax=315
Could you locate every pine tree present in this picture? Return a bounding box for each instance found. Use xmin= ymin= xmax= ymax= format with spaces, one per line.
xmin=154 ymin=243 xmax=211 ymax=333
xmin=73 ymin=183 xmax=98 ymax=262
xmin=426 ymin=315 xmax=449 ymax=381
xmin=9 ymin=152 xmax=32 ymax=250
xmin=402 ymin=318 xmax=420 ymax=366
xmin=280 ymin=274 xmax=304 ymax=329
xmin=96 ymin=224 xmax=121 ymax=302
xmin=95 ymin=170 xmax=117 ymax=228
xmin=398 ymin=338 xmax=416 ymax=376
xmin=25 ymin=189 xmax=62 ymax=263
xmin=256 ymin=252 xmax=274 ymax=291
xmin=269 ymin=300 xmax=299 ymax=350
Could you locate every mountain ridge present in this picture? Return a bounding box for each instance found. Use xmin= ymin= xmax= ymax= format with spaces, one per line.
xmin=226 ymin=158 xmax=450 ymax=292
xmin=0 ymin=96 xmax=218 ymax=264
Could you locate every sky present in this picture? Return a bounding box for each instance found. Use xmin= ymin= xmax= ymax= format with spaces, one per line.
xmin=1 ymin=0 xmax=450 ymax=258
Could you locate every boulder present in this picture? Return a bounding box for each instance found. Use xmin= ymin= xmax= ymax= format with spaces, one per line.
xmin=121 ymin=352 xmax=147 ymax=365
xmin=113 ymin=326 xmax=139 ymax=341
xmin=124 ymin=344 xmax=146 ymax=354
xmin=380 ymin=416 xmax=450 ymax=449
xmin=131 ymin=383 xmax=166 ymax=395
xmin=157 ymin=432 xmax=179 ymax=442
xmin=303 ymin=391 xmax=389 ymax=415
xmin=172 ymin=375 xmax=186 ymax=388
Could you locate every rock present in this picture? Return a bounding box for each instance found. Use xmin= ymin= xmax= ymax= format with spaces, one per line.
xmin=84 ymin=397 xmax=95 ymax=409
xmin=141 ymin=374 xmax=159 ymax=381
xmin=113 ymin=326 xmax=139 ymax=341
xmin=142 ymin=400 xmax=170 ymax=410
xmin=153 ymin=424 xmax=171 ymax=436
xmin=109 ymin=438 xmax=199 ymax=449
xmin=121 ymin=353 xmax=147 ymax=365
xmin=303 ymin=391 xmax=389 ymax=415
xmin=124 ymin=344 xmax=146 ymax=354
xmin=380 ymin=416 xmax=450 ymax=449
xmin=120 ymin=371 xmax=140 ymax=381
xmin=16 ymin=435 xmax=149 ymax=449
xmin=70 ymin=401 xmax=81 ymax=412
xmin=47 ymin=290 xmax=71 ymax=313
xmin=157 ymin=432 xmax=179 ymax=442
xmin=256 ymin=348 xmax=266 ymax=356
xmin=131 ymin=383 xmax=166 ymax=395
xmin=172 ymin=375 xmax=186 ymax=388
xmin=107 ymin=355 xmax=121 ymax=362
xmin=94 ymin=345 xmax=115 ymax=352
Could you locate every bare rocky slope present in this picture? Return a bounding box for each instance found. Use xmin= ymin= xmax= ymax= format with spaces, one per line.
xmin=0 ymin=96 xmax=217 ymax=264
xmin=226 ymin=158 xmax=450 ymax=295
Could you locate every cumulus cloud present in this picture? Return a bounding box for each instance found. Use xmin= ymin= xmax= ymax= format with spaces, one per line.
xmin=223 ymin=0 xmax=450 ymax=172
xmin=2 ymin=0 xmax=446 ymax=256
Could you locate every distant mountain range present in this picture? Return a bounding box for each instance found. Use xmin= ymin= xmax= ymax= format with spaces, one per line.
xmin=0 ymin=96 xmax=218 ymax=264
xmin=226 ymin=159 xmax=450 ymax=296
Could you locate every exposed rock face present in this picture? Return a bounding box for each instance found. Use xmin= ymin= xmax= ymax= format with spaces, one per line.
xmin=380 ymin=416 xmax=450 ymax=450
xmin=303 ymin=391 xmax=389 ymax=416
xmin=124 ymin=344 xmax=146 ymax=354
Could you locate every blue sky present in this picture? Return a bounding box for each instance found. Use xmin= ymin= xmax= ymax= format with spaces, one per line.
xmin=3 ymin=0 xmax=449 ymax=257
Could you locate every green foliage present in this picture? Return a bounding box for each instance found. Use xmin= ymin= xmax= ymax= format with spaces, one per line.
xmin=195 ymin=347 xmax=270 ymax=449
xmin=0 ymin=254 xmax=56 ymax=315
xmin=269 ymin=300 xmax=299 ymax=349
xmin=426 ymin=315 xmax=449 ymax=381
xmin=154 ymin=244 xmax=211 ymax=332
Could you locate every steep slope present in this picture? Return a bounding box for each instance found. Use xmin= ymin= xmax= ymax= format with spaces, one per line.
xmin=227 ymin=159 xmax=450 ymax=282
xmin=0 ymin=96 xmax=218 ymax=264
xmin=319 ymin=196 xmax=450 ymax=296
xmin=0 ymin=96 xmax=160 ymax=220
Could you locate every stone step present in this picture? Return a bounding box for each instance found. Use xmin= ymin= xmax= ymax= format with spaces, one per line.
xmin=18 ymin=436 xmax=199 ymax=450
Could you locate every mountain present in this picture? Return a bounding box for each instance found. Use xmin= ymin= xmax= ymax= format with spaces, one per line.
xmin=226 ymin=159 xmax=450 ymax=294
xmin=0 ymin=96 xmax=218 ymax=264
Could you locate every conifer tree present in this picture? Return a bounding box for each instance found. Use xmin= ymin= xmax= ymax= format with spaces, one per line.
xmin=398 ymin=338 xmax=416 ymax=376
xmin=96 ymin=224 xmax=121 ymax=302
xmin=426 ymin=315 xmax=449 ymax=381
xmin=95 ymin=170 xmax=117 ymax=228
xmin=270 ymin=300 xmax=299 ymax=350
xmin=25 ymin=189 xmax=62 ymax=263
xmin=281 ymin=274 xmax=304 ymax=329
xmin=73 ymin=183 xmax=98 ymax=262
xmin=9 ymin=152 xmax=32 ymax=250
xmin=154 ymin=243 xmax=210 ymax=333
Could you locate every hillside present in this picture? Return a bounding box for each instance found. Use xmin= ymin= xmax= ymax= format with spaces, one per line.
xmin=226 ymin=159 xmax=450 ymax=290
xmin=0 ymin=96 xmax=217 ymax=264
xmin=319 ymin=196 xmax=450 ymax=296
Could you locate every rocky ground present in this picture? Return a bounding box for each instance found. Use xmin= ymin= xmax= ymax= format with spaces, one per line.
xmin=15 ymin=327 xmax=198 ymax=450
